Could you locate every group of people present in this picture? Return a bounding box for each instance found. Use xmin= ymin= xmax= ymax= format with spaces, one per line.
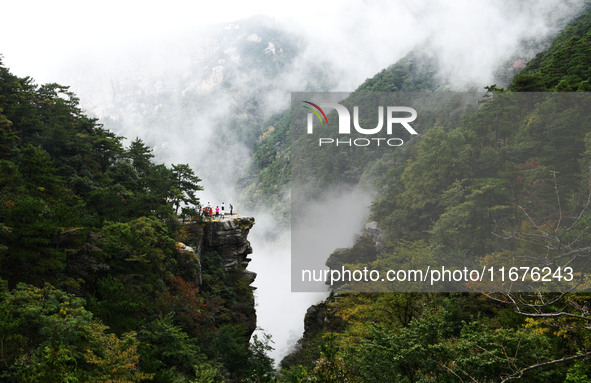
xmin=199 ymin=201 xmax=234 ymax=219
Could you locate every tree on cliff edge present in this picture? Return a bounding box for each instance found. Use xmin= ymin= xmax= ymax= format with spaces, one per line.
xmin=170 ymin=163 xmax=203 ymax=214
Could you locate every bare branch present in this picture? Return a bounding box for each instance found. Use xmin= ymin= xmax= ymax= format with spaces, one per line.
xmin=518 ymin=205 xmax=550 ymax=237
xmin=512 ymin=310 xmax=591 ymax=321
xmin=561 ymin=246 xmax=591 ymax=259
xmin=566 ymin=168 xmax=591 ymax=233
xmin=500 ymin=351 xmax=591 ymax=383
xmin=439 ymin=363 xmax=479 ymax=383
xmin=566 ymin=226 xmax=590 ymax=249
xmin=483 ymin=290 xmax=577 ymax=309
xmin=487 ymin=169 xmax=591 ymax=383
xmin=553 ymin=171 xmax=563 ymax=232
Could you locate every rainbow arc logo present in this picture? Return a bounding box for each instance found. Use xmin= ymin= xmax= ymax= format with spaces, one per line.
xmin=302 ymin=101 xmax=328 ymax=126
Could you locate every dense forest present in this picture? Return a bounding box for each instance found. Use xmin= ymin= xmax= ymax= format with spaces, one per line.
xmin=274 ymin=6 xmax=591 ymax=383
xmin=0 ymin=60 xmax=274 ymax=381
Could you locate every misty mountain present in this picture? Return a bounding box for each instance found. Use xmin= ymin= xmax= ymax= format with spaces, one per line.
xmin=243 ymin=2 xmax=591 ymax=363
xmin=53 ymin=2 xmax=584 ymax=210
xmin=58 ymin=16 xmax=337 ymax=207
xmin=279 ymin=5 xmax=591 ymax=381
xmin=236 ymin=42 xmax=548 ymax=220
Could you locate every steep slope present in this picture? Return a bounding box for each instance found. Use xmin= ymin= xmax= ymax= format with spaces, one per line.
xmin=238 ymin=49 xmax=441 ymax=221
xmin=238 ymin=41 xmax=539 ymax=220
xmin=511 ymin=7 xmax=591 ymax=91
xmin=278 ymin=5 xmax=591 ymax=382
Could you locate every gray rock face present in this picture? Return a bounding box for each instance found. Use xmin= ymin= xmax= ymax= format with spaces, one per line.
xmin=182 ymin=216 xmax=256 ymax=288
xmin=304 ymin=301 xmax=328 ymax=337
xmin=182 ymin=216 xmax=258 ymax=337
xmin=364 ymin=221 xmax=383 ymax=250
xmin=203 ymin=217 xmax=255 ymax=271
xmin=175 ymin=241 xmax=202 ymax=286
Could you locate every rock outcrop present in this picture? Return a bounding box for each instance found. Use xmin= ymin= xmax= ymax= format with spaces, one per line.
xmin=179 ymin=216 xmax=258 ymax=336
xmin=203 ymin=217 xmax=255 ymax=271
xmin=174 ymin=242 xmax=202 ymax=286
xmin=182 ymin=216 xmax=256 ymax=286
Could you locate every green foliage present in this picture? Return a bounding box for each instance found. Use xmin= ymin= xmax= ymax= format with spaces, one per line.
xmin=206 ymin=324 xmax=251 ymax=378
xmin=354 ymin=317 xmax=447 ymax=382
xmin=88 ymin=276 xmax=143 ymax=334
xmin=308 ymin=334 xmax=357 ymax=383
xmin=356 ymin=50 xmax=439 ymax=92
xmin=126 ymin=138 xmax=155 ymax=175
xmin=137 ymin=315 xmax=222 ymax=382
xmin=157 ymin=275 xmax=221 ymax=339
xmin=170 ymin=163 xmax=203 ymax=214
xmin=81 ymin=323 xmax=151 ymax=383
xmin=281 ymin=293 xmax=581 ymax=382
xmin=245 ymin=334 xmax=277 ymax=383
xmin=98 ymin=216 xmax=175 ymax=278
xmin=239 ymin=111 xmax=291 ymax=220
xmin=513 ymin=5 xmax=591 ymax=91
xmin=279 ymin=6 xmax=591 ymax=381
xmin=0 ymin=57 xmax=270 ymax=382
xmin=0 ymin=283 xmax=150 ymax=382
xmin=278 ymin=365 xmax=310 ymax=383
xmin=565 ymin=357 xmax=591 ymax=383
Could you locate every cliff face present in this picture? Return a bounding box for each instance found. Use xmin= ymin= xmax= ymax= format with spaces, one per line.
xmin=203 ymin=217 xmax=255 ymax=268
xmin=181 ymin=216 xmax=257 ymax=335
xmin=279 ymin=292 xmax=347 ymax=369
xmin=182 ymin=217 xmax=256 ymax=278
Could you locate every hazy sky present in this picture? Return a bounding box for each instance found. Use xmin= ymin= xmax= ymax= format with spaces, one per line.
xmin=3 ymin=0 xmax=584 ymax=88
xmin=2 ymin=0 xmax=369 ymax=82
xmin=2 ymin=0 xmax=287 ymax=80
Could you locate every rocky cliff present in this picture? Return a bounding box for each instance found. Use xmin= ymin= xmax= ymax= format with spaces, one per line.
xmin=182 ymin=217 xmax=256 ymax=279
xmin=203 ymin=217 xmax=256 ymax=282
xmin=179 ymin=216 xmax=258 ymax=336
